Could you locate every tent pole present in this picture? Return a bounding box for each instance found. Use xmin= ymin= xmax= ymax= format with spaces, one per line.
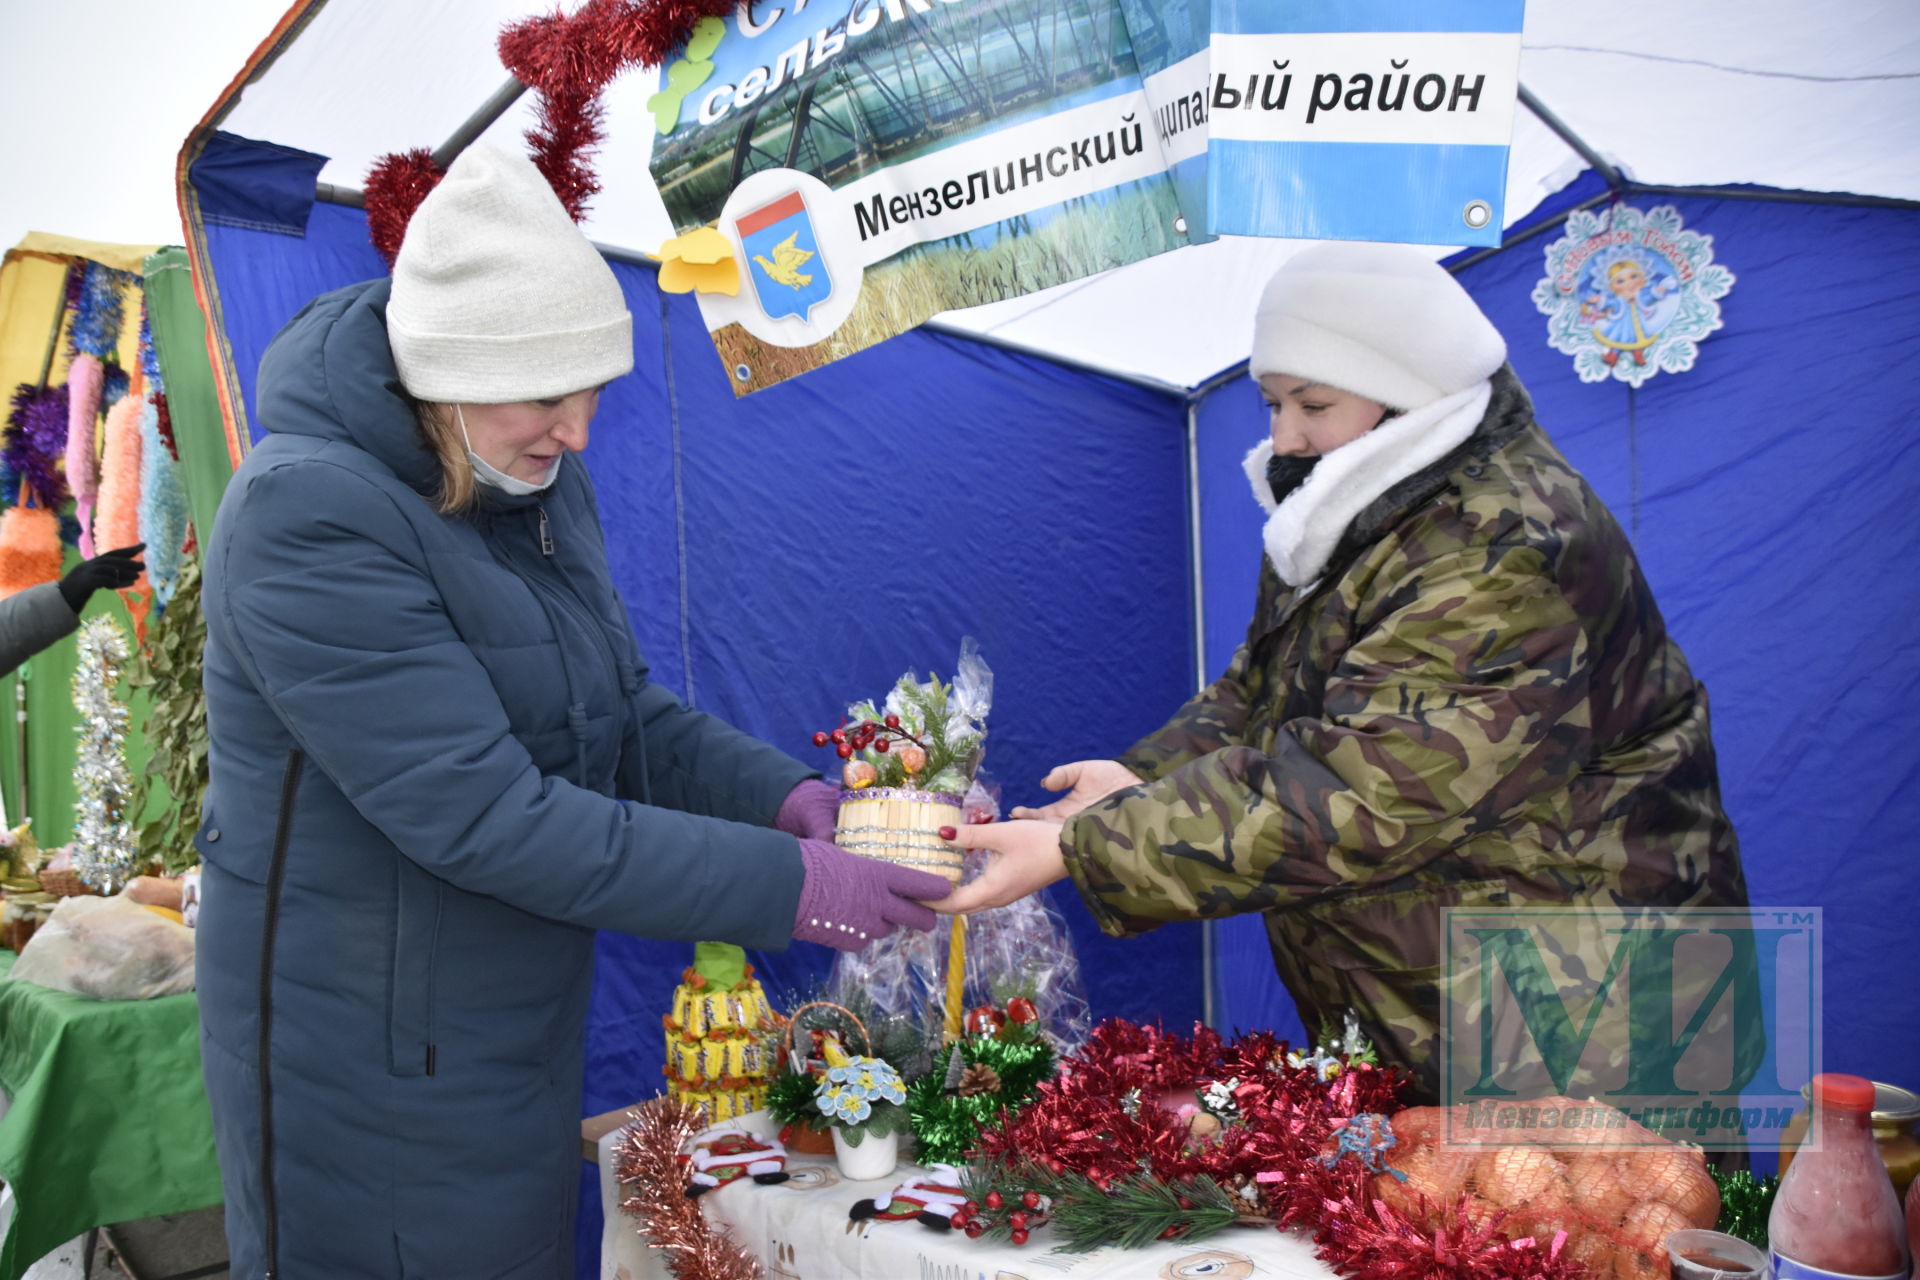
xmin=310 ymin=181 xmax=659 ymax=266
xmin=1183 ymin=401 xmax=1207 ymax=699
xmin=432 ymin=77 xmax=530 ymax=169
xmin=1447 ymin=190 xmax=1615 ymax=273
xmin=1519 ymin=84 xmax=1626 ymax=190
xmin=1185 ymin=398 xmax=1217 ymax=1028
xmin=315 ymin=182 xmax=365 ymax=209
xmin=1624 ymin=182 xmax=1920 ymax=211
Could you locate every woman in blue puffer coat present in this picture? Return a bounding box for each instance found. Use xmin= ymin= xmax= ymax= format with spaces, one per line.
xmin=193 ymin=144 xmax=946 ymax=1279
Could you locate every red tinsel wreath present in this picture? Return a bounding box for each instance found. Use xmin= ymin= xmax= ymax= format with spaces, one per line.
xmin=365 ymin=0 xmax=736 ymax=257
xmin=977 ymin=1021 xmax=1584 ymax=1280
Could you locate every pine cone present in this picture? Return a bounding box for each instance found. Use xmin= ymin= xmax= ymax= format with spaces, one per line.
xmin=957 ymin=1063 xmax=1002 ymax=1097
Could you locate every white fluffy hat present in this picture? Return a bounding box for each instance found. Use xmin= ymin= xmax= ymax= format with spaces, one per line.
xmin=387 ymin=144 xmax=634 ymax=403
xmin=1248 ymin=243 xmax=1506 ymax=410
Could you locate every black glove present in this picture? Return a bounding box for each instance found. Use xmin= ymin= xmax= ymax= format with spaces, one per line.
xmin=58 ymin=544 xmax=145 ymax=614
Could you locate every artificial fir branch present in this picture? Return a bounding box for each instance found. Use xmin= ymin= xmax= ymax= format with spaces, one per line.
xmin=958 ymin=1160 xmax=1251 ymax=1252
xmin=1051 ymin=1170 xmax=1248 ymax=1252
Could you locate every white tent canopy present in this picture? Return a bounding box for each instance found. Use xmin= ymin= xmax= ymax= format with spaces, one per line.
xmin=206 ymin=0 xmax=1920 ymax=389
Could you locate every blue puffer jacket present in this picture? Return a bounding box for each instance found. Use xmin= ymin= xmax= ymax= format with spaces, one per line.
xmin=194 ymin=278 xmax=812 ymax=1279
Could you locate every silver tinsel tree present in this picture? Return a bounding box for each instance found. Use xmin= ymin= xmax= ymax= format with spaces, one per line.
xmin=72 ymin=615 xmax=138 ymax=892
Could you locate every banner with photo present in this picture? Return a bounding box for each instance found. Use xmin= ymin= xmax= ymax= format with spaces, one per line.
xmin=1206 ymin=0 xmax=1525 ymax=245
xmin=649 ymin=0 xmax=1196 ymax=395
xmin=648 ymin=0 xmax=1525 ymax=393
xmin=1117 ymin=0 xmax=1215 ymax=246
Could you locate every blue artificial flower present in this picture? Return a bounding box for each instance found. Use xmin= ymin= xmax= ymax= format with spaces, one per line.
xmin=815 ymin=1054 xmax=905 ymax=1125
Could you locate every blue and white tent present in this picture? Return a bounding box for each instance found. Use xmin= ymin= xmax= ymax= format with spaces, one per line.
xmin=174 ymin=1 xmax=1919 ymax=1270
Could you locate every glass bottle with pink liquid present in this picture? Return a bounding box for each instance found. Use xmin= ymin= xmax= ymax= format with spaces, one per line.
xmin=1770 ymin=1073 xmax=1912 ymax=1279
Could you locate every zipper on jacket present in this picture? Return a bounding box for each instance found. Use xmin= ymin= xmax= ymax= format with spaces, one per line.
xmin=513 ymin=504 xmax=625 ymax=784
xmin=258 ymin=747 xmax=305 ymax=1280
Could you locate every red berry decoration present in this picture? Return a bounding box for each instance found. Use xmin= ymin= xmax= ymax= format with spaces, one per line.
xmin=830 ymin=729 xmax=846 ymax=745
xmin=964 ymin=1222 xmax=985 ymax=1240
xmin=1046 ymin=1158 xmax=1065 ymax=1175
xmin=1021 ymin=1190 xmax=1041 ymax=1209
xmin=836 ymin=743 xmax=853 ymax=760
xmin=984 ymin=1191 xmax=1003 ymax=1210
xmin=962 ymin=1200 xmax=978 ymax=1214
xmin=884 ymin=714 xmax=900 ymax=728
xmin=811 ymin=731 xmax=828 ymax=747
xmin=1009 ymin=1211 xmax=1028 ymax=1230
xmin=874 ymin=738 xmax=889 ymax=752
xmin=1010 ymin=1228 xmax=1030 ymax=1246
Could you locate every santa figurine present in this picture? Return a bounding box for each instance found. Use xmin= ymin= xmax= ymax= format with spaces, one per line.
xmin=848 ymin=1164 xmax=970 ymax=1229
xmin=685 ymin=1127 xmax=791 ymax=1198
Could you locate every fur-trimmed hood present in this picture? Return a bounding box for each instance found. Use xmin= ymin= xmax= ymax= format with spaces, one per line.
xmin=1241 ymin=365 xmax=1535 ymax=586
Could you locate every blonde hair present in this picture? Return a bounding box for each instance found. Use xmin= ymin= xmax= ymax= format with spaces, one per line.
xmin=413 ymin=402 xmax=477 ymax=515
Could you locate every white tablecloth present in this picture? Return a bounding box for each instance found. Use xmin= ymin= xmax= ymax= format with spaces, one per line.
xmin=598 ymin=1110 xmax=1339 ymax=1280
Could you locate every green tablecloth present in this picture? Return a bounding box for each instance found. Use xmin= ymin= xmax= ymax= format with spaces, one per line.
xmin=0 ymin=949 xmax=223 ymax=1280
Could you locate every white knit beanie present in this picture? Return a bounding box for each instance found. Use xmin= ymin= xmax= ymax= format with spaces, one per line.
xmin=387 ymin=144 xmax=633 ymax=403
xmin=1248 ymin=243 xmax=1506 ymax=410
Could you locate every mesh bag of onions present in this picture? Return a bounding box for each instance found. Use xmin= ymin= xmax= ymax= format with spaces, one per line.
xmin=1375 ymin=1097 xmax=1720 ymax=1278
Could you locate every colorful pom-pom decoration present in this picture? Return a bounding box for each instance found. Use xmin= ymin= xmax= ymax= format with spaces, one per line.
xmin=4 ymin=383 xmax=71 ymax=513
xmin=65 ymin=356 xmax=102 ymax=555
xmin=68 ymin=263 xmax=129 ymax=361
xmin=92 ymin=392 xmax=146 ymax=571
xmin=138 ymin=395 xmax=189 ymax=608
xmin=0 ymin=504 xmax=65 ymax=600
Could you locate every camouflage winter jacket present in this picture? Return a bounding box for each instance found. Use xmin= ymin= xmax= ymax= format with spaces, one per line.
xmin=1060 ymin=368 xmax=1747 ymax=1101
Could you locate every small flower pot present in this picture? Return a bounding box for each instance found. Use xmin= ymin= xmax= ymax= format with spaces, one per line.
xmin=831 ymin=1126 xmax=900 ymax=1181
xmin=780 ymin=1123 xmax=837 ymax=1157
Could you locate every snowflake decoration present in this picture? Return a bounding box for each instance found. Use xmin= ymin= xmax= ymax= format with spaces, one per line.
xmin=1532 ymin=204 xmax=1735 ymax=389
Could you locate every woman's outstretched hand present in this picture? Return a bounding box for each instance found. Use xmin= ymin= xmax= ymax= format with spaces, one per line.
xmin=924 ymin=820 xmax=1068 ymax=915
xmin=1008 ymin=759 xmax=1143 ymax=822
xmin=773 ymin=777 xmax=841 ymax=841
xmin=792 ymin=839 xmax=947 ymax=950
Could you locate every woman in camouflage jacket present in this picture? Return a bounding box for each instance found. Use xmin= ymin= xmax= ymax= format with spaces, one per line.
xmin=934 ymin=245 xmax=1749 ymax=1101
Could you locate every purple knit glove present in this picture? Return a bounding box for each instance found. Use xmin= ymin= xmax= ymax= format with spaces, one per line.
xmin=774 ymin=778 xmax=841 ymax=841
xmin=793 ymin=839 xmax=946 ymax=950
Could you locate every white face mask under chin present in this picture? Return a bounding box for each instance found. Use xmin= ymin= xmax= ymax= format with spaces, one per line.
xmin=456 ymin=404 xmax=562 ymax=496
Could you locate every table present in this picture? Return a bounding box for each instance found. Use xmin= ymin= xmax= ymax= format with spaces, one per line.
xmin=0 ymin=951 xmax=224 ymax=1280
xmin=596 ymin=1108 xmax=1338 ymax=1280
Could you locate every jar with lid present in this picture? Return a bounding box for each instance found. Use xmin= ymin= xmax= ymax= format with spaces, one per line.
xmin=1782 ymin=1079 xmax=1920 ymax=1203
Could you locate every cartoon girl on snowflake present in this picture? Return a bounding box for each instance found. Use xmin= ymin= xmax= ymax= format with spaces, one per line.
xmin=1581 ymin=252 xmax=1681 ymax=366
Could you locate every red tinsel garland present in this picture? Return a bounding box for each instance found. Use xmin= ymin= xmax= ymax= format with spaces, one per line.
xmin=365 ymin=0 xmax=736 ymax=259
xmin=364 ymin=148 xmax=446 ymax=267
xmin=980 ymin=1022 xmax=1584 ymax=1280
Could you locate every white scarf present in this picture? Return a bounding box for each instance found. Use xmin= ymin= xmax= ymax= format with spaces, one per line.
xmin=1241 ymin=380 xmax=1492 ymax=587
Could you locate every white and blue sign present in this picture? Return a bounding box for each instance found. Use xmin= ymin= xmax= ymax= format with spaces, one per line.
xmin=1118 ymin=0 xmax=1216 ymax=244
xmin=1207 ymin=0 xmax=1526 ymax=245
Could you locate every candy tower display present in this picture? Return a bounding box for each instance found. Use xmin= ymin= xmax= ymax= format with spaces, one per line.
xmin=663 ymin=942 xmax=777 ymax=1123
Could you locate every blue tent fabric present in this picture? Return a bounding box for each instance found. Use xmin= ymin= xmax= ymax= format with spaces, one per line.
xmin=190 ymin=131 xmax=329 ymax=236
xmin=196 ymin=196 xmax=1203 ymax=1275
xmin=1194 ymin=182 xmax=1920 ymax=1108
